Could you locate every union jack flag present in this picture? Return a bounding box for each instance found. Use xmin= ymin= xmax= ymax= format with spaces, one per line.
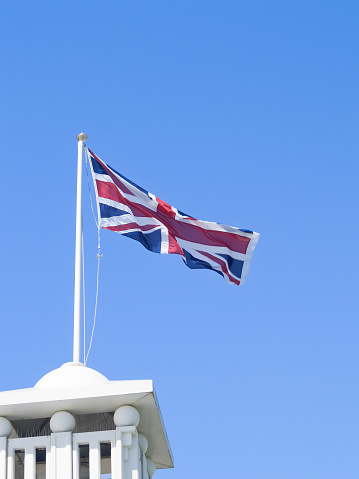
xmin=87 ymin=148 xmax=259 ymax=285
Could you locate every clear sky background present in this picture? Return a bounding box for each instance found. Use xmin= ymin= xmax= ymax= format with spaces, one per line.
xmin=1 ymin=2 xmax=358 ymax=478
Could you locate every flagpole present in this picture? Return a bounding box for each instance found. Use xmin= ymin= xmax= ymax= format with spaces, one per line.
xmin=73 ymin=132 xmax=88 ymax=363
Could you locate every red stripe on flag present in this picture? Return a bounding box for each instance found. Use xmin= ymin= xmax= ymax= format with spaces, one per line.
xmin=98 ymin=188 xmax=250 ymax=254
xmin=96 ymin=180 xmax=126 ymax=203
xmin=168 ymin=233 xmax=184 ymax=255
xmin=127 ymin=201 xmax=250 ymax=254
xmin=105 ymin=223 xmax=161 ymax=233
xmin=156 ymin=196 xmax=176 ymax=219
xmin=200 ymin=251 xmax=240 ymax=285
xmin=91 ymin=151 xmax=139 ymax=197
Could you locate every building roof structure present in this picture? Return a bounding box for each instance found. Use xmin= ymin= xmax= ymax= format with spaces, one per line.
xmin=0 ymin=362 xmax=173 ymax=470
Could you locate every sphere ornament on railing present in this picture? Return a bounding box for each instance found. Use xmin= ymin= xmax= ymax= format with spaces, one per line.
xmin=50 ymin=411 xmax=76 ymax=432
xmin=0 ymin=417 xmax=12 ymax=437
xmin=138 ymin=433 xmax=148 ymax=453
xmin=147 ymin=458 xmax=156 ymax=478
xmin=114 ymin=405 xmax=140 ymax=427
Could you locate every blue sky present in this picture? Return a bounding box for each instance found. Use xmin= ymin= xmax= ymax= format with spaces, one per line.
xmin=1 ymin=1 xmax=358 ymax=478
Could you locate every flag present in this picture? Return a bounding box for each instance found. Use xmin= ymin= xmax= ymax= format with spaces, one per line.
xmin=87 ymin=148 xmax=259 ymax=285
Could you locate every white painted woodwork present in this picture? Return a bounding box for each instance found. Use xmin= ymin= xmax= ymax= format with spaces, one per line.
xmin=6 ymin=445 xmax=14 ymax=479
xmin=116 ymin=426 xmax=140 ymax=479
xmin=51 ymin=432 xmax=72 ymax=479
xmin=24 ymin=444 xmax=35 ymax=479
xmin=140 ymin=453 xmax=149 ymax=479
xmin=0 ymin=437 xmax=6 ymax=479
xmin=0 ymin=371 xmax=172 ymax=470
xmin=73 ymin=431 xmax=116 ymax=479
xmin=1 ymin=424 xmax=157 ymax=479
xmin=0 ymin=362 xmax=170 ymax=478
xmin=7 ymin=436 xmax=50 ymax=479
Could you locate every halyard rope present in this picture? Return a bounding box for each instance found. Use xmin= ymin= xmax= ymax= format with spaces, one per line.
xmin=82 ymin=230 xmax=86 ymax=363
xmin=84 ymin=149 xmax=102 ymax=364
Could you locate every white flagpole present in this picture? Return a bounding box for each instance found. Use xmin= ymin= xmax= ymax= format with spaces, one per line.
xmin=73 ymin=132 xmax=88 ymax=363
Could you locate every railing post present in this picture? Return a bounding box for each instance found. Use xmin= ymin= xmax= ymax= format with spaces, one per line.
xmin=0 ymin=418 xmax=12 ymax=479
xmin=138 ymin=434 xmax=149 ymax=479
xmin=7 ymin=445 xmax=14 ymax=479
xmin=50 ymin=432 xmax=73 ymax=479
xmin=50 ymin=411 xmax=76 ymax=479
xmin=89 ymin=439 xmax=101 ymax=479
xmin=114 ymin=406 xmax=143 ymax=479
xmin=24 ymin=444 xmax=36 ymax=479
xmin=0 ymin=437 xmax=6 ymax=479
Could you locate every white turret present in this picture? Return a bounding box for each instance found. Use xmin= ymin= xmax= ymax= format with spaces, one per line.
xmin=0 ymin=362 xmax=173 ymax=479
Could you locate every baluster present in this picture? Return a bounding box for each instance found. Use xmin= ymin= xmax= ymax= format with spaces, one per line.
xmin=0 ymin=437 xmax=7 ymax=479
xmin=89 ymin=440 xmax=100 ymax=479
xmin=7 ymin=446 xmax=15 ymax=479
xmin=24 ymin=445 xmax=35 ymax=479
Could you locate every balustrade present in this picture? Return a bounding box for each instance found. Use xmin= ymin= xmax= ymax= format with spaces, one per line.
xmin=0 ymin=406 xmax=155 ymax=479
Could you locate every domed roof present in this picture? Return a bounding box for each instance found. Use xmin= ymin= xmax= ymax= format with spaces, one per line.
xmin=34 ymin=362 xmax=109 ymax=389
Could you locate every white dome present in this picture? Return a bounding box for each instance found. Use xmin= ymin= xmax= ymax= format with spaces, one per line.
xmin=34 ymin=362 xmax=109 ymax=389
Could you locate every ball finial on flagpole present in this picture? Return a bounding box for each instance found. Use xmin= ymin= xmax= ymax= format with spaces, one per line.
xmin=77 ymin=132 xmax=88 ymax=142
